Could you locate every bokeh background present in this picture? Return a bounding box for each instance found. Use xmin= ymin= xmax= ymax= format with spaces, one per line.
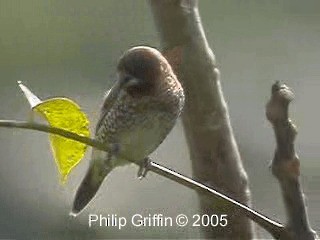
xmin=0 ymin=0 xmax=319 ymax=239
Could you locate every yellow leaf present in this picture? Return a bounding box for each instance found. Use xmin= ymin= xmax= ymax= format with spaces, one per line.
xmin=18 ymin=82 xmax=90 ymax=184
xmin=34 ymin=98 xmax=90 ymax=184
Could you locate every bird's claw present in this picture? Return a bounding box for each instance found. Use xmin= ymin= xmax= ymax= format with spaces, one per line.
xmin=137 ymin=157 xmax=151 ymax=180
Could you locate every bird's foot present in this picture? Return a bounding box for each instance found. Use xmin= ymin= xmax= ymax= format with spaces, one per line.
xmin=137 ymin=157 xmax=151 ymax=180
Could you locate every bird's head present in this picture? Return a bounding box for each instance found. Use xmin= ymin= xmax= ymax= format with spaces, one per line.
xmin=116 ymin=46 xmax=172 ymax=97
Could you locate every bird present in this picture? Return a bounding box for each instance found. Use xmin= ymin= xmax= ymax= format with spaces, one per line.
xmin=70 ymin=46 xmax=185 ymax=216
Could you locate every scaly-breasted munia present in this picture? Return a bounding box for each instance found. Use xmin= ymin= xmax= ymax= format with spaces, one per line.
xmin=71 ymin=46 xmax=184 ymax=216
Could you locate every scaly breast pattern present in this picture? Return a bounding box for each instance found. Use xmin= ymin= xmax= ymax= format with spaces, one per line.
xmin=95 ymin=89 xmax=183 ymax=163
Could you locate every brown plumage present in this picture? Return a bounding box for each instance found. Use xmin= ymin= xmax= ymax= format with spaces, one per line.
xmin=71 ymin=46 xmax=184 ymax=216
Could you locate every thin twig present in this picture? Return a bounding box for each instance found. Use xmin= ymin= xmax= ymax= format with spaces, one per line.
xmin=0 ymin=119 xmax=284 ymax=236
xmin=266 ymin=82 xmax=318 ymax=240
xmin=148 ymin=161 xmax=284 ymax=237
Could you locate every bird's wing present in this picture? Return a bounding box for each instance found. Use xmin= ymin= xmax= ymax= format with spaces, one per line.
xmin=95 ymin=81 xmax=121 ymax=135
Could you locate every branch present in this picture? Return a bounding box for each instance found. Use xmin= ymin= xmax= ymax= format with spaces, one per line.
xmin=0 ymin=119 xmax=284 ymax=236
xmin=266 ymin=82 xmax=318 ymax=240
xmin=149 ymin=0 xmax=254 ymax=238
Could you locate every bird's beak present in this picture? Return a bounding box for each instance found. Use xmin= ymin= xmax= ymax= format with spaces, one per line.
xmin=70 ymin=159 xmax=110 ymax=217
xmin=121 ymin=77 xmax=143 ymax=89
xmin=124 ymin=78 xmax=142 ymax=88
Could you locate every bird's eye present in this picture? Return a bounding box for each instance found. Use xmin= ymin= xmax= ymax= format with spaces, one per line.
xmin=123 ymin=75 xmax=132 ymax=82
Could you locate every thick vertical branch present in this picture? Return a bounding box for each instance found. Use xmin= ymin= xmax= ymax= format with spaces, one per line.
xmin=266 ymin=82 xmax=318 ymax=240
xmin=149 ymin=0 xmax=254 ymax=238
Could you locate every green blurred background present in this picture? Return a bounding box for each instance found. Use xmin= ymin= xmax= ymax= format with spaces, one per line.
xmin=0 ymin=0 xmax=319 ymax=239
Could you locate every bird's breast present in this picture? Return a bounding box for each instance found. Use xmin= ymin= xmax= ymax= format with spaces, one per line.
xmin=116 ymin=110 xmax=175 ymax=161
xmin=96 ymin=85 xmax=184 ymax=164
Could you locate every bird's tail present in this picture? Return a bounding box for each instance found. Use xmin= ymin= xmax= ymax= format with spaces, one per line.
xmin=70 ymin=152 xmax=112 ymax=217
